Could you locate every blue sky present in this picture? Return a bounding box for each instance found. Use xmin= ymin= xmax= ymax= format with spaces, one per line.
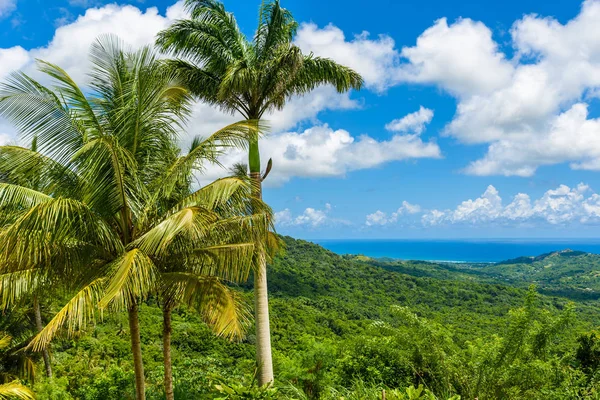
xmin=1 ymin=0 xmax=600 ymax=239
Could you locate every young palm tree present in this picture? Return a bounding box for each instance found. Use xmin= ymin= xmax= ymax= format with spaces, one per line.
xmin=0 ymin=35 xmax=268 ymax=400
xmin=0 ymin=137 xmax=53 ymax=378
xmin=145 ymin=140 xmax=263 ymax=400
xmin=156 ymin=0 xmax=363 ymax=385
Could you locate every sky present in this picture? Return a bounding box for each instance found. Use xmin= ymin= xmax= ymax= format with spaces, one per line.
xmin=0 ymin=0 xmax=600 ymax=239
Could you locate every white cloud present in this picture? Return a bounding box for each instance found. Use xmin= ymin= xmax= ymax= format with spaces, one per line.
xmin=0 ymin=0 xmax=16 ymax=18
xmin=398 ymin=18 xmax=514 ymax=97
xmin=394 ymin=1 xmax=600 ymax=176
xmin=385 ymin=106 xmax=434 ymax=134
xmin=29 ymin=3 xmax=185 ymax=84
xmin=276 ymin=203 xmax=335 ymax=228
xmin=422 ymin=183 xmax=600 ymax=226
xmin=0 ymin=46 xmax=29 ymax=78
xmin=199 ymin=124 xmax=441 ymax=186
xmin=365 ymin=210 xmax=389 ymax=226
xmin=365 ymin=201 xmax=422 ymax=226
xmin=295 ymin=22 xmax=404 ymax=92
xmin=451 ymin=185 xmax=503 ymax=223
xmin=296 ymin=2 xmax=600 ymax=176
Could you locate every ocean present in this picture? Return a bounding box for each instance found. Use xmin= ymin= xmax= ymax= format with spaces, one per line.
xmin=312 ymin=239 xmax=600 ymax=263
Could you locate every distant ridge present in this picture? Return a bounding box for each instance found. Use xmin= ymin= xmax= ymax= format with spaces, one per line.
xmin=495 ymin=249 xmax=588 ymax=265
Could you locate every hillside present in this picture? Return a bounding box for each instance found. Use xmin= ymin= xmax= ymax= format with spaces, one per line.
xmin=366 ymin=248 xmax=600 ymax=301
xmin=26 ymin=237 xmax=600 ymax=399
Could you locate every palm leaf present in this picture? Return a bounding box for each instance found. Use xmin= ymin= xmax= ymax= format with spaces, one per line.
xmin=0 ymin=381 xmax=34 ymax=400
xmin=0 ymin=183 xmax=51 ymax=210
xmin=188 ymin=242 xmax=255 ymax=283
xmin=0 ymin=198 xmax=122 ymax=269
xmin=0 ymin=72 xmax=85 ymax=166
xmin=28 ymin=278 xmax=105 ymax=351
xmin=162 ymin=272 xmax=250 ymax=340
xmin=0 ymin=270 xmax=40 ymax=310
xmin=99 ymin=249 xmax=159 ymax=310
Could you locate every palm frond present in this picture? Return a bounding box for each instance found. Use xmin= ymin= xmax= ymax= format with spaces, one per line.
xmin=99 ymin=249 xmax=159 ymax=310
xmin=132 ymin=207 xmax=219 ymax=257
xmin=0 ymin=381 xmax=35 ymax=400
xmin=0 ymin=146 xmax=80 ymax=199
xmin=28 ymin=278 xmax=105 ymax=351
xmin=0 ymin=270 xmax=40 ymax=310
xmin=0 ymin=71 xmax=84 ymax=165
xmin=0 ymin=335 xmax=11 ymax=350
xmin=0 ymin=183 xmax=51 ymax=210
xmin=254 ymin=0 xmax=298 ymax=62
xmin=162 ymin=272 xmax=250 ymax=340
xmin=188 ymin=242 xmax=255 ymax=283
xmin=37 ymin=60 xmax=105 ymax=139
xmin=0 ymin=198 xmax=122 ymax=269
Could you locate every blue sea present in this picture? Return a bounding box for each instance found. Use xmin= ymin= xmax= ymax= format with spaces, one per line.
xmin=312 ymin=239 xmax=600 ymax=263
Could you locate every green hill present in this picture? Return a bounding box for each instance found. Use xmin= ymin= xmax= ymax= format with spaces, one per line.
xmin=27 ymin=237 xmax=600 ymax=399
xmin=366 ymin=248 xmax=600 ymax=301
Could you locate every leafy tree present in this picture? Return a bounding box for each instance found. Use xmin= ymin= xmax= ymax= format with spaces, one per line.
xmin=156 ymin=0 xmax=363 ymax=385
xmin=0 ymin=35 xmax=267 ymax=400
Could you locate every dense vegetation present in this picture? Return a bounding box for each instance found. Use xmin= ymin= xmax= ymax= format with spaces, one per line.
xmin=372 ymin=249 xmax=600 ymax=301
xmin=0 ymin=0 xmax=599 ymax=399
xmin=4 ymin=237 xmax=598 ymax=399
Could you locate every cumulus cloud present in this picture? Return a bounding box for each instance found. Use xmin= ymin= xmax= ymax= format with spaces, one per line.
xmin=398 ymin=18 xmax=513 ymax=97
xmin=365 ymin=201 xmax=422 ymax=226
xmin=28 ymin=3 xmax=185 ymax=84
xmin=297 ymin=1 xmax=600 ymax=176
xmin=396 ymin=1 xmax=600 ymax=176
xmin=385 ymin=107 xmax=434 ymax=134
xmin=422 ymin=183 xmax=600 ymax=226
xmin=0 ymin=46 xmax=29 ymax=79
xmin=200 ymin=124 xmax=440 ymax=186
xmin=294 ymin=22 xmax=404 ymax=92
xmin=275 ymin=203 xmax=337 ymax=228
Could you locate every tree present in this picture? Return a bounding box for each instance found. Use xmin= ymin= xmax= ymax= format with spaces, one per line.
xmin=147 ymin=140 xmax=266 ymax=400
xmin=156 ymin=0 xmax=363 ymax=385
xmin=0 ymin=35 xmax=267 ymax=400
xmin=0 ymin=136 xmax=53 ymax=378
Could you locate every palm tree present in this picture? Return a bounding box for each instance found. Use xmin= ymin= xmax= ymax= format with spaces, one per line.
xmin=146 ymin=139 xmax=265 ymax=400
xmin=156 ymin=0 xmax=363 ymax=385
xmin=0 ymin=35 xmax=268 ymax=400
xmin=0 ymin=137 xmax=53 ymax=378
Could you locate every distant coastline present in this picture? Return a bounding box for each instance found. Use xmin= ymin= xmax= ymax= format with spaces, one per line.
xmin=312 ymin=238 xmax=600 ymax=263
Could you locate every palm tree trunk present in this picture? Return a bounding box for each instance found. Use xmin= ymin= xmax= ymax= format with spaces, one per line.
xmin=128 ymin=303 xmax=146 ymax=400
xmin=162 ymin=304 xmax=174 ymax=400
xmin=33 ymin=296 xmax=52 ymax=378
xmin=250 ymin=138 xmax=274 ymax=386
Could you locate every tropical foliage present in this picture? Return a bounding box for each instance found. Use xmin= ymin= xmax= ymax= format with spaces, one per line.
xmin=2 ymin=237 xmax=597 ymax=399
xmin=0 ymin=0 xmax=598 ymax=399
xmin=0 ymin=34 xmax=270 ymax=399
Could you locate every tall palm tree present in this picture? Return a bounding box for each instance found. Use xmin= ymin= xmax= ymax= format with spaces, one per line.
xmin=156 ymin=0 xmax=363 ymax=385
xmin=0 ymin=35 xmax=268 ymax=399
